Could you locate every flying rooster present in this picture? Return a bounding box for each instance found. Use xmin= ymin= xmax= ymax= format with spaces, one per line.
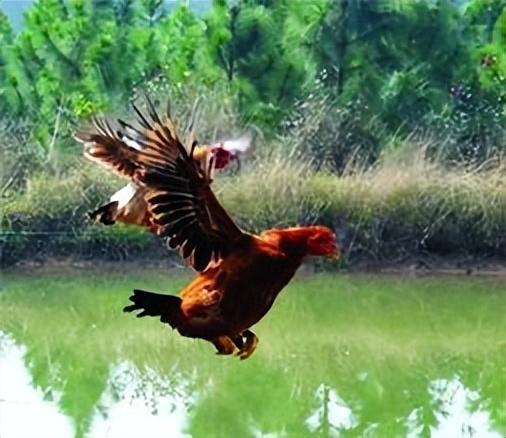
xmin=75 ymin=99 xmax=338 ymax=359
xmin=80 ymin=119 xmax=252 ymax=233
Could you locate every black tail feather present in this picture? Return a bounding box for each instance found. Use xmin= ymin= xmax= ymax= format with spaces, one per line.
xmin=88 ymin=201 xmax=119 ymax=225
xmin=124 ymin=289 xmax=182 ymax=328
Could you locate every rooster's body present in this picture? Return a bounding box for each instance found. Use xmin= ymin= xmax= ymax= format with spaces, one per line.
xmin=131 ymin=229 xmax=318 ymax=358
xmin=75 ymin=99 xmax=337 ymax=359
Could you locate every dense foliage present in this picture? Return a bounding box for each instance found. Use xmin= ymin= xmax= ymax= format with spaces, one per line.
xmin=0 ymin=1 xmax=504 ymax=163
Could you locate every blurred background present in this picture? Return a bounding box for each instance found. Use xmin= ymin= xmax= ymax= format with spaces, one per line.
xmin=0 ymin=1 xmax=505 ymax=438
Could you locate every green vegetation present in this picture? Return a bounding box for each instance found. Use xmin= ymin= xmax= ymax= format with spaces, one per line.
xmin=223 ymin=148 xmax=506 ymax=258
xmin=2 ymin=146 xmax=505 ymax=265
xmin=1 ymin=0 xmax=505 ymax=264
xmin=0 ymin=270 xmax=504 ymax=437
xmin=0 ymin=0 xmax=503 ymax=152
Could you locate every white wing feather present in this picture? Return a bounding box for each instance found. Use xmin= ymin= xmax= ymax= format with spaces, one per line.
xmin=221 ymin=135 xmax=252 ymax=153
xmin=122 ymin=135 xmax=143 ymax=151
xmin=110 ymin=183 xmax=137 ymax=209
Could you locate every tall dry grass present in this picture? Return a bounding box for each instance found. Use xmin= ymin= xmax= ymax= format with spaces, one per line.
xmin=218 ymin=137 xmax=506 ymax=259
xmin=1 ymin=133 xmax=505 ymax=265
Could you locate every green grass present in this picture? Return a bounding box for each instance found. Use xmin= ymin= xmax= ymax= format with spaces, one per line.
xmin=0 ymin=269 xmax=504 ymax=437
xmin=218 ymin=151 xmax=506 ymax=258
xmin=2 ymin=149 xmax=505 ymax=266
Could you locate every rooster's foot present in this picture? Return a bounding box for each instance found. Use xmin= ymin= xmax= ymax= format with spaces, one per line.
xmin=236 ymin=330 xmax=258 ymax=360
xmin=212 ymin=336 xmax=237 ymax=355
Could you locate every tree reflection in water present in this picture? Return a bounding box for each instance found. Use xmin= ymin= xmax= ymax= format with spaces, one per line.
xmin=0 ymin=331 xmax=503 ymax=438
xmin=0 ymin=272 xmax=504 ymax=438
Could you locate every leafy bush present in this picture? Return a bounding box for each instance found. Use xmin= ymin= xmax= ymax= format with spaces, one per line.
xmin=0 ymin=163 xmax=164 ymax=264
xmin=281 ymin=76 xmax=388 ymax=172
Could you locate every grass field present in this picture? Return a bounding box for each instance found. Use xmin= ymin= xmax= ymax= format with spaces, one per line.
xmin=0 ymin=268 xmax=504 ymax=438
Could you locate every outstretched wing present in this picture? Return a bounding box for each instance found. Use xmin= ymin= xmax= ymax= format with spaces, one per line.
xmin=221 ymin=135 xmax=252 ymax=153
xmin=128 ymin=99 xmax=244 ymax=272
xmin=74 ymin=118 xmax=142 ymax=179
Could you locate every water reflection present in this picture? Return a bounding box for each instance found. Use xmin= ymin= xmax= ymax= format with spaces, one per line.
xmin=1 ymin=331 xmax=503 ymax=438
xmin=405 ymin=376 xmax=502 ymax=438
xmin=88 ymin=362 xmax=192 ymax=438
xmin=0 ymin=332 xmax=74 ymax=438
xmin=428 ymin=377 xmax=502 ymax=438
xmin=305 ymin=384 xmax=357 ymax=436
xmin=0 ymin=332 xmax=193 ymax=438
xmin=0 ymin=273 xmax=504 ymax=438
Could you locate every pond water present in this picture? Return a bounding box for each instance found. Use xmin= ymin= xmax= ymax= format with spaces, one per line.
xmin=0 ymin=268 xmax=504 ymax=438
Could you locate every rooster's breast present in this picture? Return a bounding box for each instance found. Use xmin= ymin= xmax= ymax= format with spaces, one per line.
xmin=218 ymin=243 xmax=301 ymax=330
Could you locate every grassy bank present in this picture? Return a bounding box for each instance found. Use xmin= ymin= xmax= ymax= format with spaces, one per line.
xmin=222 ymin=149 xmax=506 ymax=258
xmin=1 ymin=150 xmax=505 ymax=267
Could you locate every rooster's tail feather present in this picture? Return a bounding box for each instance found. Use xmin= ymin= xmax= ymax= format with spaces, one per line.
xmin=123 ymin=289 xmax=182 ymax=329
xmin=88 ymin=201 xmax=119 ymax=226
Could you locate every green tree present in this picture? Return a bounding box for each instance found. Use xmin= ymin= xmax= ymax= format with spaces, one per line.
xmin=203 ymin=0 xmax=326 ymax=126
xmin=315 ymin=0 xmax=465 ymax=127
xmin=0 ymin=9 xmax=14 ymax=112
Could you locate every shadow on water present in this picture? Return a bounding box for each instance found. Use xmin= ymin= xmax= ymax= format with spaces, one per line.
xmin=0 ymin=270 xmax=504 ymax=438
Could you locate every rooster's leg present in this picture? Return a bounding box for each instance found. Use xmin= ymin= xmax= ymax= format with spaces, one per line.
xmin=236 ymin=330 xmax=258 ymax=360
xmin=212 ymin=336 xmax=237 ymax=355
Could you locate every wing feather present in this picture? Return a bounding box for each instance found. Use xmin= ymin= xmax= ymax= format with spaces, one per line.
xmin=74 ymin=118 xmax=141 ymax=179
xmin=75 ymin=98 xmax=244 ymax=271
xmin=125 ymin=100 xmax=243 ymax=271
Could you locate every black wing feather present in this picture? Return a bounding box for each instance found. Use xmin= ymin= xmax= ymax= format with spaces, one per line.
xmin=100 ymin=98 xmax=245 ymax=271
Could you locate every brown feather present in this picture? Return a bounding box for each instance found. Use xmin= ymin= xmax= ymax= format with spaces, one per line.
xmin=122 ymin=102 xmax=244 ymax=271
xmin=74 ymin=119 xmax=141 ymax=179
